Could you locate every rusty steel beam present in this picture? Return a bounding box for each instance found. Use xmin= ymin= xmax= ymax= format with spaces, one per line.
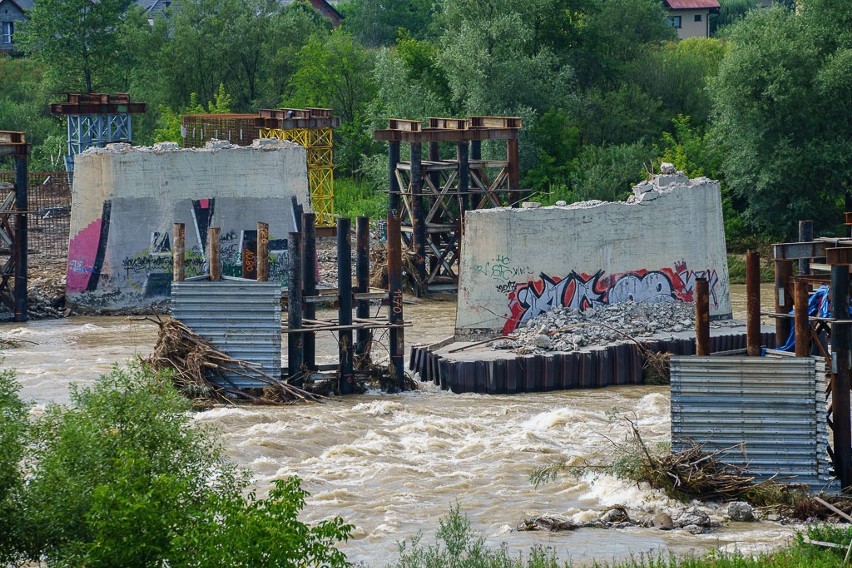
xmin=775 ymin=260 xmax=794 ymax=345
xmin=387 ymin=211 xmax=405 ymax=388
xmin=746 ymin=251 xmax=761 ymax=356
xmin=695 ymin=278 xmax=710 ymax=356
xmin=373 ymin=127 xmax=521 ymax=143
xmin=254 ymin=116 xmax=340 ymax=129
xmin=773 ymin=241 xmax=827 ymax=260
xmin=173 ymin=223 xmax=185 ymax=282
xmin=387 ymin=118 xmax=421 ymax=132
xmin=794 ymin=279 xmax=809 ymax=357
xmin=468 ymin=116 xmax=522 ymax=129
xmin=429 ymin=117 xmax=467 ymax=130
xmin=831 ymin=265 xmax=852 ymax=488
xmin=827 ymin=247 xmax=852 ymax=266
xmin=0 ymin=131 xmax=29 ymax=157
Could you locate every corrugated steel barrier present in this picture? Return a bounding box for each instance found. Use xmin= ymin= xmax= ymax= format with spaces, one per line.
xmin=172 ymin=279 xmax=282 ymax=389
xmin=410 ymin=332 xmax=776 ymax=394
xmin=671 ymin=355 xmax=833 ymax=490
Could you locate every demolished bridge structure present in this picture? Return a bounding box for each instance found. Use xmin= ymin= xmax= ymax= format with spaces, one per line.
xmin=373 ymin=116 xmax=526 ymax=294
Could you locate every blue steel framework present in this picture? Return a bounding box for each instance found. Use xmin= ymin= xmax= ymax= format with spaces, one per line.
xmin=50 ymin=93 xmax=146 ymax=176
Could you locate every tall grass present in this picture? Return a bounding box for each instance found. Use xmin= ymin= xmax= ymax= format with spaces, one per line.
xmin=334 ymin=177 xmax=387 ymax=221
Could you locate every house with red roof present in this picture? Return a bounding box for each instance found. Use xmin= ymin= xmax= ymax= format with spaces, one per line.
xmin=663 ymin=0 xmax=721 ymax=39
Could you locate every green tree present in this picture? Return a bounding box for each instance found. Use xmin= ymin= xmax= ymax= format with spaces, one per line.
xmin=17 ymin=0 xmax=126 ymax=93
xmin=437 ymin=0 xmax=575 ymax=116
xmin=711 ymin=0 xmax=758 ymax=36
xmin=710 ymin=3 xmax=852 ymax=237
xmin=341 ymin=0 xmax=436 ymax=47
xmin=2 ymin=363 xmax=352 ymax=566
xmin=632 ymin=38 xmax=727 ymax=128
xmin=569 ymin=142 xmax=654 ymax=203
xmin=285 ymin=30 xmax=378 ymax=174
xmin=0 ymin=370 xmax=28 ymax=566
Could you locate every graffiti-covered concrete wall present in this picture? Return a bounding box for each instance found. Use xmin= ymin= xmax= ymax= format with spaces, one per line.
xmin=456 ymin=174 xmax=731 ymax=338
xmin=67 ymin=139 xmax=310 ymax=311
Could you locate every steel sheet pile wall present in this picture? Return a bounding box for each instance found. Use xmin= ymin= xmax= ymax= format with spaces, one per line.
xmin=172 ymin=280 xmax=281 ymax=389
xmin=671 ymin=356 xmax=833 ymax=490
xmin=412 ymin=332 xmax=777 ymax=394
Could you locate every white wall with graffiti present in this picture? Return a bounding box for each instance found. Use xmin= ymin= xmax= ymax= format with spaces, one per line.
xmin=455 ymin=174 xmax=731 ymax=338
xmin=66 ymin=140 xmax=311 ymax=311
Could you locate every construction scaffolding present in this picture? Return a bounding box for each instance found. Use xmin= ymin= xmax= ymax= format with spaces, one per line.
xmin=181 ymin=114 xmax=262 ymax=148
xmin=50 ymin=93 xmax=146 ymax=175
xmin=373 ymin=116 xmax=525 ymax=294
xmin=257 ymin=108 xmax=339 ymax=228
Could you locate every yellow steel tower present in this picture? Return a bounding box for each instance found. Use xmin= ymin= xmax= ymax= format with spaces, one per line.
xmin=257 ymin=108 xmax=339 ymax=227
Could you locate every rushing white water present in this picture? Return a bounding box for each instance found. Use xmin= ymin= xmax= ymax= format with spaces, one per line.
xmin=0 ymin=286 xmax=798 ymax=566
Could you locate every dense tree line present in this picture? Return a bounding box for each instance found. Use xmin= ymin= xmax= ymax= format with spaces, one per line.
xmin=0 ymin=0 xmax=849 ymax=240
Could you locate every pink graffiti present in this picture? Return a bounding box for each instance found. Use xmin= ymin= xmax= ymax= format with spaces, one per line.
xmin=66 ymin=217 xmax=103 ymax=293
xmin=503 ymin=261 xmax=719 ymax=334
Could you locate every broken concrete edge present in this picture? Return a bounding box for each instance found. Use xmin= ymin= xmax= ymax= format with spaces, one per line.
xmin=82 ymin=138 xmax=303 ymax=156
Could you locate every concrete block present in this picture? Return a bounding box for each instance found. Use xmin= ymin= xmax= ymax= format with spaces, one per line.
xmin=67 ymin=143 xmax=311 ymax=311
xmin=455 ymin=175 xmax=731 ymax=338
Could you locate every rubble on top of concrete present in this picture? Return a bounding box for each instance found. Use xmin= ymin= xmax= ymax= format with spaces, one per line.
xmin=493 ymin=300 xmax=741 ymax=354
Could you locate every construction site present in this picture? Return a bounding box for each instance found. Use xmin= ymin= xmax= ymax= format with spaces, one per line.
xmin=3 ymin=93 xmax=852 ymax=564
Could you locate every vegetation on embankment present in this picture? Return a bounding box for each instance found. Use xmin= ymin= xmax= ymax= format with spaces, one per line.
xmin=0 ymin=363 xmax=351 ymax=567
xmin=389 ymin=504 xmax=850 ymax=568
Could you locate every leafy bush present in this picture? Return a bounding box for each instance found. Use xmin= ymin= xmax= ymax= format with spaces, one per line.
xmin=0 ymin=369 xmax=28 ymax=565
xmin=0 ymin=362 xmax=352 ymax=567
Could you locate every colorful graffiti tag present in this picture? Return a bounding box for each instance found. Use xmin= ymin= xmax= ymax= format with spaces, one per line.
xmin=67 ymin=197 xmax=291 ymax=299
xmin=502 ymin=261 xmax=719 ymax=334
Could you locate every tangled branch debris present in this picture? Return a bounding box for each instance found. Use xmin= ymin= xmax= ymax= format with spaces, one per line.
xmin=143 ymin=317 xmax=324 ymax=405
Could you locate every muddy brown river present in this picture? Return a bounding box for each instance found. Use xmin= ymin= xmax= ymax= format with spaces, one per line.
xmin=1 ymin=284 xmax=797 ymax=566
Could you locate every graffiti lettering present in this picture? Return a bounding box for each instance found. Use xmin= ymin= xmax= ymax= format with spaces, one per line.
xmin=502 ymin=261 xmax=719 ymax=334
xmin=473 ymin=255 xmax=533 ymax=282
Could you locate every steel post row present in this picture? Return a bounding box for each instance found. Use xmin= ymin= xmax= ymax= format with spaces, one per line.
xmin=373 ymin=116 xmax=526 ymax=293
xmin=279 ymin=211 xmax=406 ymax=393
xmin=771 ymin=215 xmax=852 ymax=489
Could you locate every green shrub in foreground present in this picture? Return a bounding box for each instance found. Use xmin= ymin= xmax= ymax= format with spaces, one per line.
xmin=0 ymin=362 xmax=352 ymax=567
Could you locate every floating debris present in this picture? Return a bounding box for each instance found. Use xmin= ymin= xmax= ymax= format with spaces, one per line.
xmin=143 ymin=317 xmax=324 ymax=405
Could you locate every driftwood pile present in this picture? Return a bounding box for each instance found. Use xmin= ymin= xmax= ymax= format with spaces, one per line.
xmin=143 ymin=317 xmax=323 ymax=405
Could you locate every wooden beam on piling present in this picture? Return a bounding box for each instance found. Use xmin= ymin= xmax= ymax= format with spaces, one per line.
xmin=831 ymin=264 xmax=852 ymax=489
xmin=287 ymin=231 xmax=304 ymax=381
xmin=775 ymin=259 xmax=793 ymax=346
xmin=208 ymin=227 xmax=221 ymax=282
xmin=746 ymin=251 xmax=761 ymax=356
xmin=301 ymin=213 xmax=316 ymax=370
xmin=338 ymin=218 xmax=354 ymax=395
xmin=387 ymin=211 xmax=405 ymax=388
xmin=695 ymin=277 xmax=710 ymax=356
xmin=257 ymin=222 xmax=269 ymax=282
xmin=173 ymin=223 xmax=185 ymax=282
xmin=794 ymin=279 xmax=810 ymax=357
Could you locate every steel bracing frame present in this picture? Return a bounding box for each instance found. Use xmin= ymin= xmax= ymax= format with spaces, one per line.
xmin=374 ymin=116 xmax=524 ymax=294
